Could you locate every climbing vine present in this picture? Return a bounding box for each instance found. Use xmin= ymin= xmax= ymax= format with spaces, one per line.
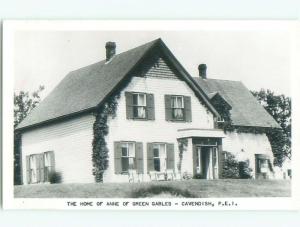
xmin=92 ymin=93 xmax=120 ymax=182
xmin=177 ymin=138 xmax=188 ymax=172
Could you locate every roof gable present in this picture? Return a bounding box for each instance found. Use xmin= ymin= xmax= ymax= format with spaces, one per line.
xmin=193 ymin=77 xmax=281 ymax=128
xmin=17 ymin=39 xmax=219 ymax=130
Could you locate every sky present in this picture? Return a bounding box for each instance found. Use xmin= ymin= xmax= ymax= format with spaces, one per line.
xmin=14 ymin=29 xmax=292 ymax=98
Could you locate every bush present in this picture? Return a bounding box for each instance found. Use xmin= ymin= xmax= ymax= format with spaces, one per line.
xmin=222 ymin=152 xmax=240 ymax=179
xmin=131 ymin=185 xmax=196 ymax=198
xmin=182 ymin=171 xmax=193 ymax=180
xmin=48 ymin=171 xmax=62 ymax=184
xmin=222 ymin=152 xmax=253 ymax=179
xmin=239 ymin=160 xmax=253 ymax=179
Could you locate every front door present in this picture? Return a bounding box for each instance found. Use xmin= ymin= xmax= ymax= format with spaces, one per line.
xmin=195 ymin=146 xmax=219 ymax=179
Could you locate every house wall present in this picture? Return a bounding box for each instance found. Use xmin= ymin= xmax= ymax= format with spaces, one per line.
xmin=21 ymin=114 xmax=95 ymax=184
xmin=104 ymin=75 xmax=215 ymax=182
xmin=222 ymin=132 xmax=274 ymax=178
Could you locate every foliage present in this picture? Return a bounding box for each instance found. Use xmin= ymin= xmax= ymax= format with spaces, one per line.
xmin=14 ymin=86 xmax=45 ymax=185
xmin=251 ymin=89 xmax=291 ymax=166
xmin=221 ymin=152 xmax=240 ymax=179
xmin=14 ymin=85 xmax=45 ymax=127
xmin=210 ymin=94 xmax=235 ymax=132
xmin=222 ymin=152 xmax=253 ymax=179
xmin=131 ymin=185 xmax=196 ymax=198
xmin=48 ymin=171 xmax=63 ymax=184
xmin=238 ymin=160 xmax=253 ymax=179
xmin=177 ymin=138 xmax=188 ymax=172
xmin=92 ymin=94 xmax=120 ymax=182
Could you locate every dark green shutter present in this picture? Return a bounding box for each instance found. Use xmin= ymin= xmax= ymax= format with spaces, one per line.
xmin=166 ymin=143 xmax=175 ymax=170
xmin=146 ymin=94 xmax=155 ymax=120
xmin=135 ymin=142 xmax=144 ymax=174
xmin=114 ymin=142 xmax=122 ymax=174
xmin=147 ymin=143 xmax=154 ymax=172
xmin=26 ymin=156 xmax=31 ymax=184
xmin=125 ymin=92 xmax=133 ymax=119
xmin=184 ymin=96 xmax=192 ymax=122
xmin=49 ymin=151 xmax=55 ymax=172
xmin=165 ymin=95 xmax=172 ymax=121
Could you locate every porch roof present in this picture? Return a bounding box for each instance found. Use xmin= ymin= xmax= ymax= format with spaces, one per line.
xmin=177 ymin=128 xmax=226 ymax=139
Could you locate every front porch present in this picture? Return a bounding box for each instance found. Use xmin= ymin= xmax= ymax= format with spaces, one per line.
xmin=177 ymin=128 xmax=225 ymax=180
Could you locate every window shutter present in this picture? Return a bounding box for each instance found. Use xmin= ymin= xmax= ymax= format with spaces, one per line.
xmin=165 ymin=95 xmax=172 ymax=121
xmin=26 ymin=156 xmax=31 ymax=184
xmin=49 ymin=151 xmax=55 ymax=172
xmin=114 ymin=142 xmax=122 ymax=174
xmin=184 ymin=96 xmax=192 ymax=122
xmin=135 ymin=142 xmax=144 ymax=174
xmin=39 ymin=154 xmax=45 ymax=183
xmin=125 ymin=92 xmax=133 ymax=119
xmin=147 ymin=143 xmax=154 ymax=173
xmin=146 ymin=94 xmax=155 ymax=120
xmin=36 ymin=155 xmax=41 ymax=183
xmin=166 ymin=143 xmax=175 ymax=170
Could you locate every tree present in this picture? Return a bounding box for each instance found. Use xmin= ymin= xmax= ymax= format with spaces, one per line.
xmin=14 ymin=85 xmax=45 ymax=185
xmin=251 ymin=89 xmax=291 ymax=166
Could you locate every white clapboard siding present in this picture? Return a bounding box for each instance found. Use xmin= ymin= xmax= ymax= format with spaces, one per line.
xmin=104 ymin=60 xmax=215 ymax=182
xmin=21 ymin=114 xmax=95 ymax=184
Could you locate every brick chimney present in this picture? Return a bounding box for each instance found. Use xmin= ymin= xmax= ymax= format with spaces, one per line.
xmin=105 ymin=41 xmax=116 ymax=61
xmin=198 ymin=64 xmax=207 ymax=79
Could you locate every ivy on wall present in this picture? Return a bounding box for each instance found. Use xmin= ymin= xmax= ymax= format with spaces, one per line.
xmin=177 ymin=138 xmax=188 ymax=172
xmin=92 ymin=94 xmax=120 ymax=182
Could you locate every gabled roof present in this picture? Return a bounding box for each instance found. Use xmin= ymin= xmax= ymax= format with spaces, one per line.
xmin=193 ymin=77 xmax=281 ymax=128
xmin=17 ymin=38 xmax=220 ymax=130
xmin=207 ymin=92 xmax=232 ymax=109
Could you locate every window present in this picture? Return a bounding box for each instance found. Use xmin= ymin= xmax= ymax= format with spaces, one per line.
xmin=29 ymin=155 xmax=38 ymax=183
xmin=125 ymin=92 xmax=155 ymax=120
xmin=153 ymin=143 xmax=166 ymax=172
xmin=165 ymin=95 xmax=191 ymax=122
xmin=258 ymin=159 xmax=268 ymax=173
xmin=26 ymin=151 xmax=55 ymax=184
xmin=121 ymin=142 xmax=135 ymax=172
xmin=133 ymin=93 xmax=146 ymax=119
xmin=171 ymin=96 xmax=184 ymax=120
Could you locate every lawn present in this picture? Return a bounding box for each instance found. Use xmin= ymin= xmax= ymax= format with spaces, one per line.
xmin=14 ymin=179 xmax=291 ymax=198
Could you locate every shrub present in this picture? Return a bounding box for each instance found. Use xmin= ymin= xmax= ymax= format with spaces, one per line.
xmin=131 ymin=185 xmax=196 ymax=198
xmin=222 ymin=152 xmax=253 ymax=179
xmin=48 ymin=171 xmax=62 ymax=184
xmin=238 ymin=160 xmax=253 ymax=179
xmin=222 ymin=152 xmax=240 ymax=179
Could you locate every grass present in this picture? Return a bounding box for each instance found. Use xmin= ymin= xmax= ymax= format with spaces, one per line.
xmin=14 ymin=179 xmax=291 ymax=198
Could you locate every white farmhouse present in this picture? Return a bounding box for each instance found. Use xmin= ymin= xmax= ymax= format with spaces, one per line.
xmin=16 ymin=38 xmax=280 ymax=184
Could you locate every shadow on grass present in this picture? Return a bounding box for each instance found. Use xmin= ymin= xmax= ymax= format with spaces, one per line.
xmin=130 ymin=184 xmax=197 ymax=198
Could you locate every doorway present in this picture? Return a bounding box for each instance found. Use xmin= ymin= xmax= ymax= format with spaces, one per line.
xmin=195 ymin=146 xmax=218 ymax=179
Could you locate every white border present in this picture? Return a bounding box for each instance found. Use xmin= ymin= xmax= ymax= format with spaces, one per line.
xmin=3 ymin=20 xmax=300 ymax=210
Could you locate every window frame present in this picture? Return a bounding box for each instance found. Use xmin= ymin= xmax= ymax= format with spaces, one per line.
xmin=152 ymin=143 xmax=167 ymax=172
xmin=170 ymin=95 xmax=185 ymax=121
xmin=121 ymin=142 xmax=136 ymax=173
xmin=132 ymin=92 xmax=147 ymax=119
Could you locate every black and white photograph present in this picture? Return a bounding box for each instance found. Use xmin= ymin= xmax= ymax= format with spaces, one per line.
xmin=2 ymin=20 xmax=297 ymax=210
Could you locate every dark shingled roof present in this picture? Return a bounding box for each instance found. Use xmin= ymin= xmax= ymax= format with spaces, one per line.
xmin=193 ymin=77 xmax=281 ymax=128
xmin=17 ymin=39 xmax=159 ymax=130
